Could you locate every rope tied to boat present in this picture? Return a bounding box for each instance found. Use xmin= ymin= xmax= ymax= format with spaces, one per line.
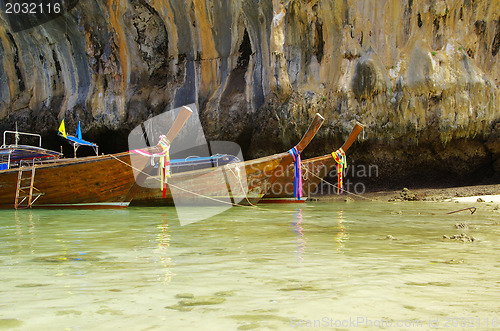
xmin=301 ymin=166 xmax=379 ymax=202
xmin=332 ymin=148 xmax=346 ymax=194
xmin=130 ymin=135 xmax=171 ymax=198
xmin=288 ymin=147 xmax=302 ymax=200
xmin=110 ymin=154 xmax=262 ymax=209
xmin=224 ymin=164 xmax=257 ymax=207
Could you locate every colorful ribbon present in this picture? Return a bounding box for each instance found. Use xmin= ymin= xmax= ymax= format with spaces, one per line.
xmin=131 ymin=135 xmax=171 ymax=198
xmin=158 ymin=135 xmax=171 ymax=198
xmin=288 ymin=147 xmax=302 ymax=200
xmin=332 ymin=148 xmax=346 ymax=194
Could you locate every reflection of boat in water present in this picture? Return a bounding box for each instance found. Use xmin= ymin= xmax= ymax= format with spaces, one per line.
xmin=261 ymin=122 xmax=364 ymax=203
xmin=157 ymin=215 xmax=174 ymax=283
xmin=335 ymin=210 xmax=347 ymax=252
xmin=130 ymin=114 xmax=325 ymax=207
xmin=292 ymin=208 xmax=306 ymax=262
xmin=0 ymin=106 xmax=192 ymax=209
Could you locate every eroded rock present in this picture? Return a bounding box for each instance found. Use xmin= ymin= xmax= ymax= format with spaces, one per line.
xmin=0 ymin=0 xmax=499 ymax=184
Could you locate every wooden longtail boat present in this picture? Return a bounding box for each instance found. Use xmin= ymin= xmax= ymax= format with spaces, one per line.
xmin=129 ymin=113 xmax=325 ymax=206
xmin=0 ymin=107 xmax=192 ymax=209
xmin=0 ymin=152 xmax=139 ymax=209
xmin=261 ymin=122 xmax=364 ymax=202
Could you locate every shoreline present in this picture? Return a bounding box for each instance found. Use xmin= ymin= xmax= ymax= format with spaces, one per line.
xmin=312 ymin=183 xmax=500 ymax=203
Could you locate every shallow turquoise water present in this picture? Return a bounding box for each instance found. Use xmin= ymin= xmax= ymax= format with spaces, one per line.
xmin=1 ymin=202 xmax=499 ymax=330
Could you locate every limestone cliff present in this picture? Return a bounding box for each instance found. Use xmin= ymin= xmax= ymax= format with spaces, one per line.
xmin=0 ymin=0 xmax=499 ymax=185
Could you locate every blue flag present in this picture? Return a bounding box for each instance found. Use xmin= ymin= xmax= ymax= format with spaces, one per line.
xmin=76 ymin=122 xmax=82 ymax=140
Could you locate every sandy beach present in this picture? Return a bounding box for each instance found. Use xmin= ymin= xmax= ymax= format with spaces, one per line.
xmin=315 ymin=183 xmax=500 ymax=205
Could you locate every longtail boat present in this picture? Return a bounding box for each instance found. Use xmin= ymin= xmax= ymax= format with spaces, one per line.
xmin=129 ymin=113 xmax=325 ymax=206
xmin=261 ymin=122 xmax=364 ymax=202
xmin=0 ymin=107 xmax=192 ymax=209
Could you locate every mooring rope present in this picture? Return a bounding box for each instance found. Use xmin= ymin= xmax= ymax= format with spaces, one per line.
xmin=302 ymin=166 xmax=381 ymax=202
xmin=223 ymin=164 xmax=257 ymax=207
xmin=109 ymin=154 xmax=261 ymax=209
xmin=446 ymin=207 xmax=476 ymax=215
xmin=110 ymin=153 xmax=381 ymax=214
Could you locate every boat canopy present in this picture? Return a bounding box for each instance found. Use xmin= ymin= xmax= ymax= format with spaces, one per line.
xmin=0 ymin=130 xmax=62 ymax=170
xmin=0 ymin=146 xmax=61 ymax=162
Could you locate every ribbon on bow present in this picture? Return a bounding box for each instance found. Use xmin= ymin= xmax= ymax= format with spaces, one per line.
xmin=332 ymin=148 xmax=346 ymax=194
xmin=130 ymin=135 xmax=171 ymax=198
xmin=288 ymin=147 xmax=302 ymax=200
xmin=157 ymin=135 xmax=171 ymax=198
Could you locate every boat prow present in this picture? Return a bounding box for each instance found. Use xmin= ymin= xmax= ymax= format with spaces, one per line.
xmin=261 ymin=121 xmax=364 ymax=202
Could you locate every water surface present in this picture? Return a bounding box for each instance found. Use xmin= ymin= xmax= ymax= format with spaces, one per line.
xmin=1 ymin=201 xmax=499 ymax=330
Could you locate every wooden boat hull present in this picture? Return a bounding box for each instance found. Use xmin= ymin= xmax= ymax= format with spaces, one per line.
xmin=130 ymin=113 xmax=326 ymax=206
xmin=130 ymin=153 xmax=286 ymax=206
xmin=262 ymin=122 xmax=364 ymax=202
xmin=0 ymin=106 xmax=194 ymax=209
xmin=0 ymin=153 xmax=135 ymax=209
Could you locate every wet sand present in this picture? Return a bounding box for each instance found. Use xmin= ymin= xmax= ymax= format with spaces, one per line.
xmin=314 ymin=183 xmax=500 ymax=204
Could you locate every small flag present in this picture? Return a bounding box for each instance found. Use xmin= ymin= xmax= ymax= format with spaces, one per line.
xmin=76 ymin=122 xmax=82 ymax=140
xmin=58 ymin=120 xmax=67 ymax=138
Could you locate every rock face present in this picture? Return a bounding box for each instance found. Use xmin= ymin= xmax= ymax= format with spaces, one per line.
xmin=0 ymin=0 xmax=499 ymax=185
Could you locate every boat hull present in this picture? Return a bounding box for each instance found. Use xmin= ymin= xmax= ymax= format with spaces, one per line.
xmin=0 ymin=153 xmax=135 ymax=209
xmin=262 ymin=122 xmax=364 ymax=202
xmin=130 ymin=153 xmax=286 ymax=206
xmin=262 ymin=154 xmax=334 ymax=200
